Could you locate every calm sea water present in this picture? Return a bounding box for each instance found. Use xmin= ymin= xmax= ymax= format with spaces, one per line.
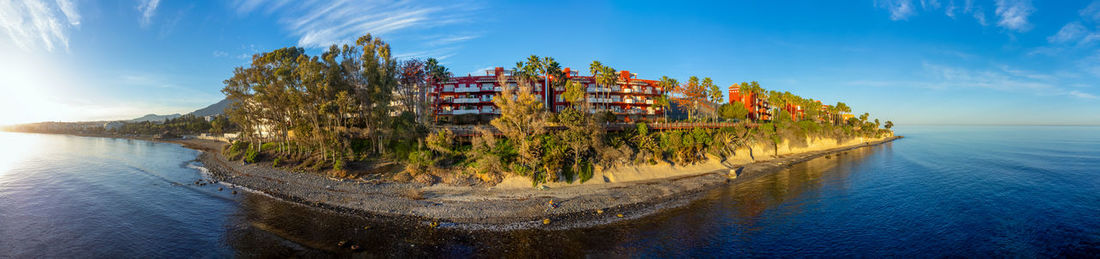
xmin=0 ymin=126 xmax=1097 ymax=257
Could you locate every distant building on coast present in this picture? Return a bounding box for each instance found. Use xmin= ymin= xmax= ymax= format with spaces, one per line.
xmin=428 ymin=67 xmax=668 ymax=124
xmin=104 ymin=121 xmax=125 ymax=131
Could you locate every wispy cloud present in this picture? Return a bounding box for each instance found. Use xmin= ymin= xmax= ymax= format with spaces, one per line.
xmin=1048 ymin=22 xmax=1088 ymax=44
xmin=213 ymin=50 xmax=229 ymax=57
xmin=235 ymin=0 xmax=480 ymax=50
xmin=970 ymin=4 xmax=989 ymax=26
xmin=994 ymin=0 xmax=1033 ymax=32
xmin=428 ymin=34 xmax=478 ymax=47
xmin=468 ymin=66 xmax=495 ymax=76
xmin=877 ymin=0 xmax=916 ymax=20
xmin=921 ymin=62 xmax=1053 ymax=92
xmin=138 ymin=0 xmax=161 ymax=28
xmin=394 ymin=46 xmax=460 ymax=61
xmin=852 ymin=62 xmax=1097 ymax=100
xmin=877 ymin=0 xmax=989 ymax=26
xmin=56 ymin=0 xmax=80 ymax=25
xmin=0 ymin=0 xmax=81 ymax=52
xmin=1082 ymin=1 xmax=1100 ymax=22
xmin=1070 ymin=90 xmax=1098 ymax=99
xmin=1034 ymin=3 xmax=1100 ymax=56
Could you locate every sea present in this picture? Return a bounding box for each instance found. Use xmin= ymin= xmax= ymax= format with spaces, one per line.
xmin=0 ymin=126 xmax=1097 ymax=257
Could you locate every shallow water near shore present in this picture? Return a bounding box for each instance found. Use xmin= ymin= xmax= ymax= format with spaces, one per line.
xmin=1 ymin=126 xmax=1098 ymax=257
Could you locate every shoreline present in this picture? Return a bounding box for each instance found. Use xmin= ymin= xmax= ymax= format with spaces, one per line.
xmin=5 ymin=130 xmax=901 ymax=231
xmin=180 ymin=135 xmax=903 ymax=231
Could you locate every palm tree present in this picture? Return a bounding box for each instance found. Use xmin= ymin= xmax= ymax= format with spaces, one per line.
xmin=658 ymin=76 xmax=678 ymax=122
xmin=589 ymin=61 xmax=603 ymax=112
xmin=589 ymin=63 xmax=617 ymax=115
xmin=835 ymin=102 xmax=851 ymax=125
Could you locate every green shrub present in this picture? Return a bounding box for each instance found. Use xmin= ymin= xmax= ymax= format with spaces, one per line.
xmin=407 ymin=150 xmax=433 ymax=168
xmin=260 ymin=142 xmax=278 ymax=152
xmin=224 ymin=141 xmax=249 ymax=160
xmin=333 ymin=157 xmax=345 ymax=171
xmin=272 ymin=158 xmax=280 ymax=167
xmin=577 ymin=161 xmax=594 ymax=183
xmin=243 ymin=148 xmax=258 ymax=163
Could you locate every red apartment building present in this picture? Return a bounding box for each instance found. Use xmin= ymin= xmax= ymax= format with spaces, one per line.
xmin=727 ymin=84 xmax=771 ymax=121
xmin=429 ymin=67 xmax=667 ymax=124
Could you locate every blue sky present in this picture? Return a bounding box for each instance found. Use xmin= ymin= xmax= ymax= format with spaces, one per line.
xmin=1 ymin=0 xmax=1099 ymax=125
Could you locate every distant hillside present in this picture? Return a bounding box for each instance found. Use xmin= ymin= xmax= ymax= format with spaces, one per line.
xmin=189 ymin=98 xmax=235 ymax=117
xmin=127 ymin=98 xmax=234 ymax=122
xmin=130 ymin=113 xmax=182 ymax=122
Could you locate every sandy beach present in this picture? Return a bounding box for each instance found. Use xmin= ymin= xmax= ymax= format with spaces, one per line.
xmin=173 ymin=135 xmax=902 ymax=231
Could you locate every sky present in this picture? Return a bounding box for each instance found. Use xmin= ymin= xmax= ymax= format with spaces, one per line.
xmin=1 ymin=0 xmax=1099 ymax=125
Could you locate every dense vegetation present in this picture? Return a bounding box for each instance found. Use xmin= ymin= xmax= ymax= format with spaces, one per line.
xmin=2 ymin=114 xmax=233 ymax=137
xmin=220 ymin=34 xmax=448 ymax=176
xmin=220 ymin=33 xmax=894 ymax=185
xmin=110 ymin=115 xmax=233 ymax=136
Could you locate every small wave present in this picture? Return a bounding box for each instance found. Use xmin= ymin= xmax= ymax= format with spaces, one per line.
xmin=183 ymin=161 xmax=277 ymax=199
xmin=186 ymin=161 xmax=212 ymax=178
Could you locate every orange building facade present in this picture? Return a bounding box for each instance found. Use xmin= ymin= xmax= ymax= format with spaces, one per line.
xmin=727 ymin=85 xmax=771 ymax=121
xmin=429 ymin=67 xmax=668 ymax=124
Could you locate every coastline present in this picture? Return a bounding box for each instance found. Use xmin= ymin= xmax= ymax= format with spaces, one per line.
xmin=177 ymin=135 xmax=903 ymax=231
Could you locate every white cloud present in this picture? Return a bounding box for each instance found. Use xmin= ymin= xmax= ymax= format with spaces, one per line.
xmin=920 ymin=62 xmax=1098 ymax=99
xmin=879 ymin=0 xmax=990 ymax=26
xmin=1070 ymin=90 xmax=1097 ymax=99
xmin=1082 ymin=1 xmax=1100 ymax=22
xmin=56 ymin=0 xmax=80 ymax=25
xmin=878 ymin=0 xmax=916 ymax=20
xmin=973 ymin=8 xmax=988 ymax=26
xmin=429 ymin=35 xmax=477 ymax=46
xmin=213 ymin=50 xmax=228 ymax=57
xmin=137 ymin=0 xmax=160 ymax=28
xmin=236 ymin=0 xmax=480 ymax=49
xmin=0 ymin=0 xmax=80 ymax=52
xmin=468 ymin=66 xmax=495 ymax=76
xmin=920 ymin=0 xmax=941 ymax=10
xmin=945 ymin=0 xmax=957 ymax=17
xmin=1048 ymin=22 xmax=1087 ymax=44
xmin=994 ymin=0 xmax=1033 ymax=32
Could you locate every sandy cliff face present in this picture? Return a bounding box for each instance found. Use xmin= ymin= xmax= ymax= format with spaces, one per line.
xmin=494 ymin=134 xmax=893 ymax=189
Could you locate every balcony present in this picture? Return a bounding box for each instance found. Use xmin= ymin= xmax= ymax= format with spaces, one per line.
xmin=453 ymin=97 xmax=480 ymax=104
xmin=455 ymin=87 xmax=480 ymax=93
xmin=589 ymin=98 xmax=613 ymax=103
xmin=452 ymin=109 xmax=479 ymax=115
xmin=480 ymin=107 xmax=499 ymax=114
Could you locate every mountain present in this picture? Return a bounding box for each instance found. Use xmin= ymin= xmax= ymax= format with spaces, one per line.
xmin=130 ymin=113 xmax=182 ymax=122
xmin=189 ymin=98 xmax=235 ymax=117
xmin=127 ymin=98 xmax=234 ymax=123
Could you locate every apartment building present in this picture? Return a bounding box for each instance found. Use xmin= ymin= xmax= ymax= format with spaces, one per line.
xmin=429 ymin=67 xmax=667 ymax=124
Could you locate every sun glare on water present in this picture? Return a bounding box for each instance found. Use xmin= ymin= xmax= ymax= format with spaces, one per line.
xmin=0 ymin=132 xmax=42 ymax=176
